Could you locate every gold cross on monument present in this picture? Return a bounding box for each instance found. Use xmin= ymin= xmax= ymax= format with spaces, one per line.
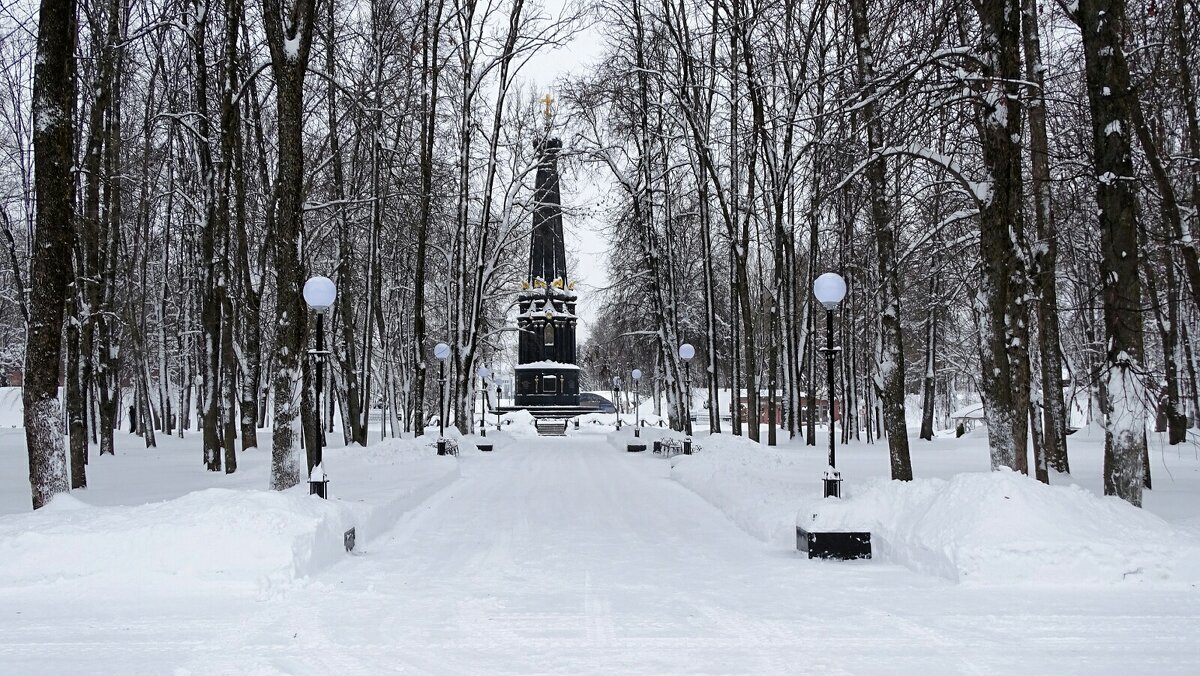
xmin=542 ymin=93 xmax=554 ymax=120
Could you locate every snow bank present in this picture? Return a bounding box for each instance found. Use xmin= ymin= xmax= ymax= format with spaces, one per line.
xmin=0 ymin=436 xmax=461 ymax=595
xmin=671 ymin=434 xmax=1200 ymax=586
xmin=0 ymin=489 xmax=357 ymax=593
xmin=669 ymin=435 xmax=801 ymax=544
xmin=499 ymin=409 xmax=538 ymax=435
xmin=801 ymin=471 xmax=1200 ymax=585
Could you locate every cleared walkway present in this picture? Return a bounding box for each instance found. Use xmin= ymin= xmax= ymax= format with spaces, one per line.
xmin=2 ymin=438 xmax=1196 ymax=674
xmin=190 ymin=439 xmax=1199 ymax=674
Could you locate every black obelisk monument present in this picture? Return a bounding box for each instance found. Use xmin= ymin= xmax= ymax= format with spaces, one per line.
xmin=515 ymin=101 xmax=580 ymax=409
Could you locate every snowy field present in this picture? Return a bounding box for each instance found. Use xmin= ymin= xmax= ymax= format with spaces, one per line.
xmin=1 ymin=404 xmax=1199 ymax=673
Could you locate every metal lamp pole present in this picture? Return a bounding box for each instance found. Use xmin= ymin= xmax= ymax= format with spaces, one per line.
xmin=495 ymin=385 xmax=502 ymax=429
xmin=303 ymin=276 xmax=337 ymax=498
xmin=613 ymin=376 xmax=622 ymax=430
xmin=632 ymin=369 xmax=642 ymax=438
xmin=434 ymin=342 xmax=450 ymax=455
xmin=679 ymin=343 xmax=695 ymax=453
xmin=477 ymin=366 xmax=491 ymax=437
xmin=813 ymin=272 xmax=847 ymax=498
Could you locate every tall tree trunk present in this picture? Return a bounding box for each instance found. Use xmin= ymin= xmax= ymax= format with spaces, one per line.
xmin=1078 ymin=0 xmax=1147 ymax=506
xmin=849 ymin=0 xmax=912 ymax=479
xmin=263 ymin=0 xmax=317 ymax=489
xmin=326 ymin=0 xmax=366 ymax=446
xmin=25 ymin=0 xmax=78 ymax=509
xmin=920 ymin=277 xmax=937 ymax=441
xmin=974 ymin=0 xmax=1031 ymax=474
xmin=66 ymin=321 xmax=86 ymax=487
xmin=1023 ymin=0 xmax=1070 ymax=473
xmin=410 ymin=0 xmax=446 ymax=435
xmin=189 ymin=0 xmax=223 ymax=472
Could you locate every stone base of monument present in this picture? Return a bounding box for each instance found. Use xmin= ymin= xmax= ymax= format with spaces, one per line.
xmin=626 ymin=443 xmax=646 ymax=452
xmin=795 ymin=526 xmax=871 ymax=560
xmin=477 ymin=443 xmax=493 ymax=452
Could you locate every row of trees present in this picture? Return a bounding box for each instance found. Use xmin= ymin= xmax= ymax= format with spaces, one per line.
xmin=4 ymin=0 xmax=581 ymax=508
xmin=4 ymin=0 xmax=1196 ymax=509
xmin=571 ymin=0 xmax=1197 ymax=509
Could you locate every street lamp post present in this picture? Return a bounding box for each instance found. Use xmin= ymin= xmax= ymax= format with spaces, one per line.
xmin=813 ymin=272 xmax=847 ymax=498
xmin=495 ymin=385 xmax=502 ymax=429
xmin=613 ymin=376 xmax=622 ymax=430
xmin=303 ymin=276 xmax=337 ymax=498
xmin=477 ymin=366 xmax=491 ymax=437
xmin=631 ymin=369 xmax=642 ymax=438
xmin=434 ymin=342 xmax=450 ymax=455
xmin=679 ymin=343 xmax=695 ymax=454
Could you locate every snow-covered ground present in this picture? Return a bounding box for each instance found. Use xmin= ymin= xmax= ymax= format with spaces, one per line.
xmin=1 ymin=412 xmax=1198 ymax=673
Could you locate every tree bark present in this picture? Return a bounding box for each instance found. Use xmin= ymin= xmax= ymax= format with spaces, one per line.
xmin=974 ymin=0 xmax=1031 ymax=474
xmin=263 ymin=0 xmax=317 ymax=489
xmin=25 ymin=0 xmax=78 ymax=509
xmin=1022 ymin=0 xmax=1070 ymax=473
xmin=849 ymin=0 xmax=912 ymax=479
xmin=1077 ymin=0 xmax=1147 ymax=506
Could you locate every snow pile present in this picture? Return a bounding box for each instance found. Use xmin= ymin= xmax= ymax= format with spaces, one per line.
xmin=801 ymin=471 xmax=1200 ymax=585
xmin=499 ymin=409 xmax=538 ymax=435
xmin=669 ymin=435 xmax=802 ymax=543
xmin=671 ymin=435 xmax=1200 ymax=586
xmin=0 ymin=436 xmax=463 ymax=595
xmin=0 ymin=489 xmax=357 ymax=593
xmin=574 ymin=412 xmax=616 ymax=427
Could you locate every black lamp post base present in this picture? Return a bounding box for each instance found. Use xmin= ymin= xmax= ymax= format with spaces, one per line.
xmin=437 ymin=440 xmax=448 ymax=456
xmin=796 ymin=527 xmax=871 ymax=560
xmin=309 ymin=479 xmax=329 ymax=499
xmin=823 ymin=470 xmax=843 ymax=499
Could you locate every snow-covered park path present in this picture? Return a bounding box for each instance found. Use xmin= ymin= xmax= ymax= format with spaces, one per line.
xmin=3 ymin=437 xmax=1198 ymax=674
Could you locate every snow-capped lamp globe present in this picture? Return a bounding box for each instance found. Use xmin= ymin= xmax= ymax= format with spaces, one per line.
xmin=631 ymin=369 xmax=643 ymax=437
xmin=678 ymin=343 xmax=695 ymax=448
xmin=813 ymin=272 xmax=847 ymax=310
xmin=477 ymin=366 xmax=492 ymax=438
xmin=433 ymin=342 xmax=451 ymax=455
xmin=303 ymin=275 xmax=337 ymax=499
xmin=303 ymin=275 xmax=337 ymax=312
xmin=813 ymin=271 xmax=845 ymax=499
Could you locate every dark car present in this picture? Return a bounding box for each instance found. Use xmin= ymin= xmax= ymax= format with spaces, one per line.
xmin=579 ymin=392 xmax=616 ymax=413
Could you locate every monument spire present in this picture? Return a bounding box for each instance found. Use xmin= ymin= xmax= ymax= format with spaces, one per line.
xmin=513 ymin=120 xmax=580 ymax=410
xmin=528 ymin=134 xmax=566 ymax=286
